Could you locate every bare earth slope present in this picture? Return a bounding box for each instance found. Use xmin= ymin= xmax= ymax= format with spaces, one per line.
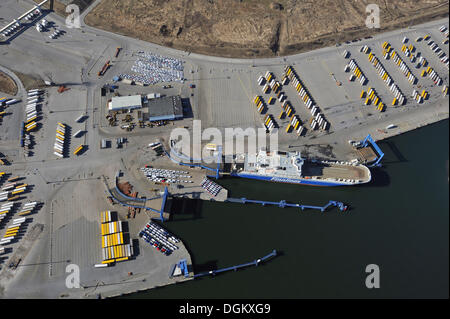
xmin=83 ymin=0 xmax=448 ymax=57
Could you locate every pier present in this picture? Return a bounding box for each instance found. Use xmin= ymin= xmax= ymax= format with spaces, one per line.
xmin=193 ymin=250 xmax=277 ymax=278
xmin=226 ymin=197 xmax=348 ymax=212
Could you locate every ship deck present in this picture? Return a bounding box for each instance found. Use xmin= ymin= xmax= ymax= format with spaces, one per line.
xmin=302 ymin=162 xmax=370 ymax=181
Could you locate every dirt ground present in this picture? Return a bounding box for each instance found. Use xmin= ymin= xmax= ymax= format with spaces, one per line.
xmin=0 ymin=71 xmax=17 ymax=96
xmin=81 ymin=0 xmax=449 ymax=58
xmin=14 ymin=72 xmax=44 ymax=91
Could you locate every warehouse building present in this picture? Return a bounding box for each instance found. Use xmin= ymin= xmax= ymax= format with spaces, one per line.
xmin=108 ymin=95 xmax=142 ymax=111
xmin=140 ymin=95 xmax=184 ymax=122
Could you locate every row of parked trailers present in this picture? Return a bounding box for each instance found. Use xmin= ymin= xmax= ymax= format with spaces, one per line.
xmin=54 ymin=123 xmax=66 ymax=158
xmin=24 ymin=89 xmax=44 ymax=134
xmin=345 ymin=59 xmax=367 ymax=86
xmin=425 ymin=36 xmax=449 ymax=70
xmin=383 ymin=42 xmax=418 ymax=86
xmin=0 ymin=202 xmax=14 ymax=224
xmin=280 ymin=100 xmax=294 ymax=119
xmin=0 ymin=97 xmax=20 ymax=107
xmin=361 ymin=88 xmax=385 ymax=111
xmin=411 ymin=89 xmax=429 ymax=104
xmin=253 ymin=95 xmax=265 ymax=114
xmin=365 ymin=47 xmax=406 ymax=106
xmin=425 ymin=66 xmax=443 ymax=86
xmin=0 ymin=217 xmax=27 ymax=246
xmin=259 ymin=73 xmax=282 ymax=95
xmin=286 ymin=115 xmax=302 ymax=133
xmin=100 ymin=211 xmax=132 ymax=264
xmin=17 ymin=201 xmax=38 ymax=216
xmin=0 ymin=183 xmax=27 ymax=202
xmin=284 ymin=65 xmax=329 ymax=132
xmin=263 ymin=114 xmax=276 ymax=133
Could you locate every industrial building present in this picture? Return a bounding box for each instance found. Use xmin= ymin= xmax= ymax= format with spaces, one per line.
xmin=107 ymin=94 xmax=184 ymax=122
xmin=140 ymin=95 xmax=184 ymax=122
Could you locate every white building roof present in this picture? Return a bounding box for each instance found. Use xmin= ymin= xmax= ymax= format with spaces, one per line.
xmin=109 ymin=95 xmax=142 ymax=111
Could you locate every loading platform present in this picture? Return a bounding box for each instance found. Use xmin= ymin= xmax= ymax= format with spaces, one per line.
xmin=226 ymin=197 xmax=348 ymax=212
xmin=103 ymin=174 xmax=168 ymax=221
xmin=193 ymin=250 xmax=277 ymax=278
xmin=357 ymin=134 xmax=384 ymax=167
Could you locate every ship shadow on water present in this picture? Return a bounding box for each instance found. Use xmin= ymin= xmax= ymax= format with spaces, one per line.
xmin=379 ymin=140 xmax=408 ymax=164
xmin=168 ymin=197 xmax=203 ymax=221
xmin=363 ymin=167 xmax=390 ymax=187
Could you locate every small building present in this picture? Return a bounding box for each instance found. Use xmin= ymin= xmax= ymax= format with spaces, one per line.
xmin=108 ymin=95 xmax=142 ymax=112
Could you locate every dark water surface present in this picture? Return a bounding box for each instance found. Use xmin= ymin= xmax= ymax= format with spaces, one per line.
xmin=128 ymin=120 xmax=449 ymax=298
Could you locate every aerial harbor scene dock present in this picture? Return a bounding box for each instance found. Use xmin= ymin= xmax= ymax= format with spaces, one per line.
xmin=0 ymin=0 xmax=448 ymax=299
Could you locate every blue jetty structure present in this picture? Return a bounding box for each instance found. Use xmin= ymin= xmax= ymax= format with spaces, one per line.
xmin=226 ymin=197 xmax=348 ymax=212
xmin=169 ymin=259 xmax=190 ymax=278
xmin=359 ymin=134 xmax=384 ymax=167
xmin=193 ymin=250 xmax=277 ymax=278
xmin=106 ymin=173 xmax=168 ymax=221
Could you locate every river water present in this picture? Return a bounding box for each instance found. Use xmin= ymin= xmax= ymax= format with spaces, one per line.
xmin=129 ymin=119 xmax=449 ymax=299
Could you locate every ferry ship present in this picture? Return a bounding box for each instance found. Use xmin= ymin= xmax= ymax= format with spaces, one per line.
xmin=230 ymin=149 xmax=371 ymax=186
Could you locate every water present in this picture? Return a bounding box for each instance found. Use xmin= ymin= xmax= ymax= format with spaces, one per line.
xmin=129 ymin=120 xmax=449 ymax=299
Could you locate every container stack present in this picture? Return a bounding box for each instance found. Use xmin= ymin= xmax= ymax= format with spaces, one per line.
xmin=100 ymin=211 xmax=132 ymax=264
